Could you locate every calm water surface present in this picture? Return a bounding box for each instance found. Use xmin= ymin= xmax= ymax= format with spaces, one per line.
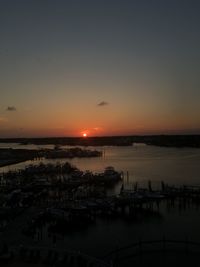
xmin=1 ymin=143 xmax=200 ymax=186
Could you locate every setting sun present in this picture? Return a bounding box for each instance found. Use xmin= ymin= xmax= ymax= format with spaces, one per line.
xmin=83 ymin=133 xmax=87 ymax=137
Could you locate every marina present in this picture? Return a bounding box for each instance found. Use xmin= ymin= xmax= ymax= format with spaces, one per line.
xmin=0 ymin=144 xmax=200 ymax=266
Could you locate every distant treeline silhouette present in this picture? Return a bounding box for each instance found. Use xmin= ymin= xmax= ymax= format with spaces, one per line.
xmin=0 ymin=135 xmax=200 ymax=147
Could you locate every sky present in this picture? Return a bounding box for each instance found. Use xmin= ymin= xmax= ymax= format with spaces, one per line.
xmin=0 ymin=0 xmax=200 ymax=137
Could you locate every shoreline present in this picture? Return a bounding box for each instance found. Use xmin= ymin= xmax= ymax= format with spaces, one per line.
xmin=0 ymin=147 xmax=102 ymax=169
xmin=0 ymin=159 xmax=29 ymax=168
xmin=0 ymin=135 xmax=200 ymax=148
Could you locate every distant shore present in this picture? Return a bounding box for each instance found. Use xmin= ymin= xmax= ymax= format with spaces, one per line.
xmin=0 ymin=135 xmax=200 ymax=148
xmin=0 ymin=159 xmax=29 ymax=168
xmin=0 ymin=147 xmax=102 ymax=168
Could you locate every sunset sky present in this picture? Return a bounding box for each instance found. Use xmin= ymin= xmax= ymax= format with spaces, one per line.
xmin=0 ymin=0 xmax=200 ymax=137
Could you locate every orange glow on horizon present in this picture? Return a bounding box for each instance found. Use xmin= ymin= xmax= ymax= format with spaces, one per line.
xmin=82 ymin=133 xmax=87 ymax=137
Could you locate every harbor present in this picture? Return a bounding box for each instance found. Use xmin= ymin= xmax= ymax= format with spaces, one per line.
xmin=0 ymin=144 xmax=200 ymax=266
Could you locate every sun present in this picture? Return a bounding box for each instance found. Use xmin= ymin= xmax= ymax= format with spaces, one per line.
xmin=82 ymin=133 xmax=87 ymax=137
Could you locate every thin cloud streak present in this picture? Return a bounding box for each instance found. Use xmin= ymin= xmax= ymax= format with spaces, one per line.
xmin=6 ymin=106 xmax=17 ymax=111
xmin=97 ymin=101 xmax=109 ymax=107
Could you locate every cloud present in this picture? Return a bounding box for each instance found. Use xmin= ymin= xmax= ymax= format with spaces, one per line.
xmin=93 ymin=127 xmax=103 ymax=131
xmin=97 ymin=101 xmax=109 ymax=107
xmin=6 ymin=106 xmax=17 ymax=111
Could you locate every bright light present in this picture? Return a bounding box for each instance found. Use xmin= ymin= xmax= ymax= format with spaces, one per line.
xmin=83 ymin=133 xmax=87 ymax=137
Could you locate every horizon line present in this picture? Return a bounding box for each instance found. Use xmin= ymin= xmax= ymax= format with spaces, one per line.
xmin=0 ymin=133 xmax=200 ymax=140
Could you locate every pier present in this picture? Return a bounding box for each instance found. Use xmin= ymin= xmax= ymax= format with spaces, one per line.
xmin=1 ymin=161 xmax=200 ymax=266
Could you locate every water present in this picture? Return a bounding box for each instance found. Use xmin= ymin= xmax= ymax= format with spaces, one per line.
xmin=1 ymin=143 xmax=200 ymax=264
xmin=1 ymin=143 xmax=200 ymax=186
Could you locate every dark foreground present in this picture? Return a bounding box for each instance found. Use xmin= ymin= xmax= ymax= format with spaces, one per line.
xmin=1 ymin=160 xmax=200 ymax=266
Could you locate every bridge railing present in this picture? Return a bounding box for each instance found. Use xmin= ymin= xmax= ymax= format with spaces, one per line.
xmin=104 ymin=238 xmax=200 ymax=264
